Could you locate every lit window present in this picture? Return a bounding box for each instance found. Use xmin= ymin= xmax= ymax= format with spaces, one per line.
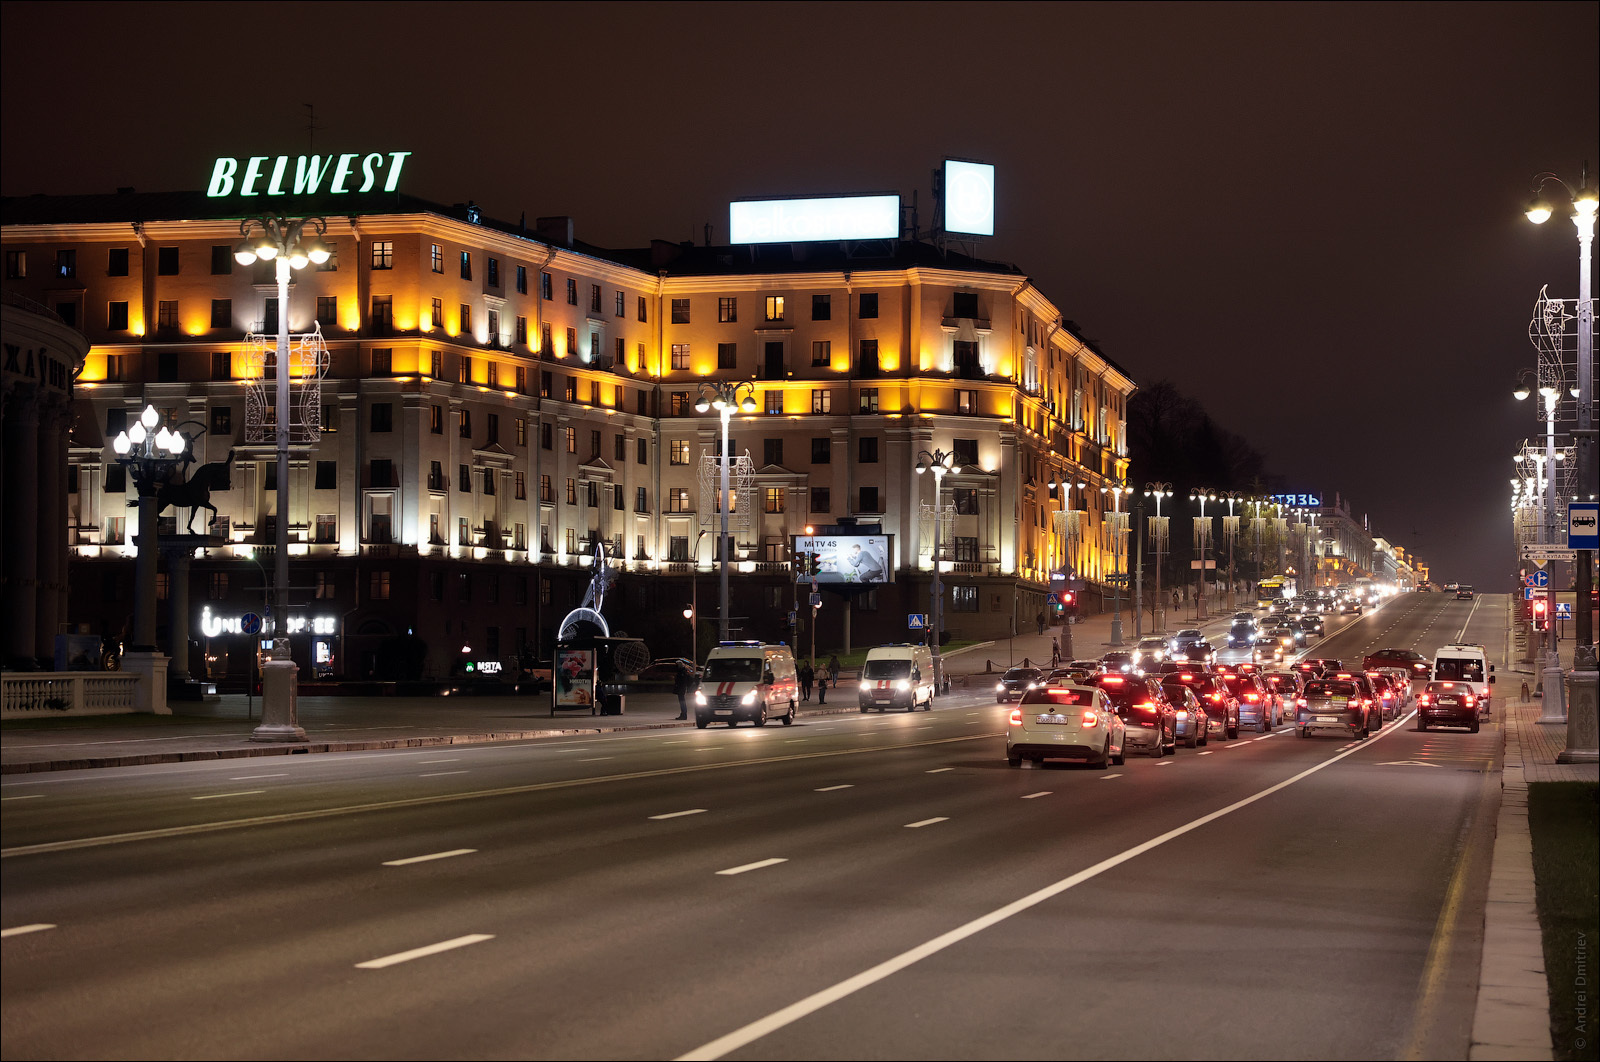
xmin=371 ymin=242 xmax=394 ymax=269
xmin=671 ymin=343 xmax=691 ymax=370
xmin=764 ymin=295 xmax=784 ymax=322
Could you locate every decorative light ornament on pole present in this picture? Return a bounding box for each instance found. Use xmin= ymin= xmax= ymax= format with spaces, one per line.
xmin=1102 ymin=480 xmax=1131 ymax=646
xmin=694 ymin=381 xmax=756 ymax=641
xmin=1189 ymin=488 xmax=1217 ymax=619
xmin=231 ymin=214 xmax=332 ymax=742
xmin=113 ymin=405 xmax=190 ymax=715
xmin=1218 ymin=490 xmax=1245 ymax=610
xmin=1144 ymin=483 xmax=1172 ymax=634
xmin=1526 ymin=170 xmax=1596 ymax=659
xmin=916 ymin=447 xmax=959 ymax=690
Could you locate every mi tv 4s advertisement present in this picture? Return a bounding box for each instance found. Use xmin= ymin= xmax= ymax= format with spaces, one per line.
xmin=795 ymin=535 xmax=891 ymax=585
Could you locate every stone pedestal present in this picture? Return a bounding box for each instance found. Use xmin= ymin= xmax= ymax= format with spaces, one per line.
xmin=1537 ymin=657 xmax=1567 ymax=725
xmin=1557 ymin=649 xmax=1598 ymax=764
xmin=121 ymin=651 xmax=171 ymax=715
xmin=251 ymin=655 xmax=306 ymax=742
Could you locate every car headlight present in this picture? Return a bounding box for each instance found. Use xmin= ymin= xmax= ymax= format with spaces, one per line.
xmin=996 ymin=682 xmax=1006 ymax=691
xmin=741 ymin=690 xmax=757 ymax=704
xmin=897 ymin=679 xmax=910 ymax=691
xmin=860 ymin=681 xmax=872 ymax=692
xmin=694 ymin=690 xmax=707 ymax=705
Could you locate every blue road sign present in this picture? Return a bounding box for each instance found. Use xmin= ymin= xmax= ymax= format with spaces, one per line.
xmin=1525 ymin=570 xmax=1550 ymax=588
xmin=1569 ymin=503 xmax=1599 ymax=549
xmin=1524 ymin=588 xmax=1535 ymax=600
xmin=907 ymin=613 xmax=927 ymax=630
xmin=1555 ymin=602 xmax=1573 ymax=619
xmin=1045 ymin=592 xmax=1061 ymax=605
xmin=240 ymin=612 xmax=263 ymax=635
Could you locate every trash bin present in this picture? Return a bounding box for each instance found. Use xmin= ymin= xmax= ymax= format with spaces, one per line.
xmin=601 ymin=692 xmax=625 ymax=716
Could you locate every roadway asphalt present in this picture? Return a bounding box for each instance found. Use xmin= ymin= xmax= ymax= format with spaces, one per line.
xmin=0 ymin=592 xmax=1506 ymax=1059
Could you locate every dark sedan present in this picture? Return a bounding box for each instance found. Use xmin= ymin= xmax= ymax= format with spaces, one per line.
xmin=995 ymin=667 xmax=1044 ymax=703
xmin=1417 ymin=681 xmax=1481 ymax=733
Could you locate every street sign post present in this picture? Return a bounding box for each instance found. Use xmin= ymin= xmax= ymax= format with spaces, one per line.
xmin=1522 ymin=546 xmax=1576 ymax=566
xmin=240 ymin=612 xmax=263 ymax=635
xmin=1525 ymin=570 xmax=1550 ymax=588
xmin=1556 ymin=602 xmax=1573 ymax=619
xmin=907 ymin=613 xmax=927 ymax=630
xmin=1570 ymin=503 xmax=1599 ymax=550
xmin=809 ymin=592 xmax=822 ymax=608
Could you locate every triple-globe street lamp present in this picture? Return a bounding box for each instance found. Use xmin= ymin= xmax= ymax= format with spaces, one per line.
xmin=1143 ymin=483 xmax=1173 ymax=633
xmin=112 ymin=405 xmax=189 ymax=652
xmin=1102 ymin=480 xmax=1131 ymax=645
xmin=694 ymin=381 xmax=757 ymax=642
xmin=916 ymin=448 xmax=958 ymax=688
xmin=1189 ymin=488 xmax=1217 ymax=619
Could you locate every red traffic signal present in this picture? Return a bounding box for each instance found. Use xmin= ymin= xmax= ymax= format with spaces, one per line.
xmin=1532 ymin=597 xmax=1549 ymax=630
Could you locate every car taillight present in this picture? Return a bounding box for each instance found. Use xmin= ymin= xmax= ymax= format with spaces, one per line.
xmin=1008 ymin=709 xmax=1022 ymax=726
xmin=1296 ymin=697 xmax=1307 ymax=707
xmin=1209 ymin=693 xmax=1223 ymax=702
xmin=1245 ymin=693 xmax=1259 ymax=702
xmin=1463 ymin=695 xmax=1476 ymax=706
xmin=1081 ymin=710 xmax=1099 ymax=728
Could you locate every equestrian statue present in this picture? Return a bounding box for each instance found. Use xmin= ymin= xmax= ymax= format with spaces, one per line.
xmin=130 ymin=450 xmax=236 ymax=534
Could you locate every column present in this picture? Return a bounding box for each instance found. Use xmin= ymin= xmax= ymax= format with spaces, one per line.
xmin=2 ymin=396 xmax=40 ymax=662
xmin=166 ymin=545 xmax=193 ymax=684
xmin=35 ymin=401 xmax=68 ymax=661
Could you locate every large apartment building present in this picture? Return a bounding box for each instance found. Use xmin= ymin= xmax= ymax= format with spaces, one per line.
xmin=2 ymin=187 xmax=1134 ymax=682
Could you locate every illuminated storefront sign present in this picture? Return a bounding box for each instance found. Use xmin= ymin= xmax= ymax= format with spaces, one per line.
xmin=1268 ymin=493 xmax=1323 ymax=508
xmin=201 ymin=607 xmax=337 ymax=637
xmin=942 ymin=159 xmax=995 ymax=236
xmin=206 ymin=152 xmax=412 ymax=198
xmin=729 ymin=195 xmax=900 ymax=244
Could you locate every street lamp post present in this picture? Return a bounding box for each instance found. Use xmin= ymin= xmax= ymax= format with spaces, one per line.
xmin=917 ymin=449 xmax=958 ymax=691
xmin=1219 ymin=490 xmax=1244 ymax=610
xmin=1527 ymin=173 xmax=1597 ymax=651
xmin=113 ymin=405 xmax=189 ymax=715
xmin=694 ymin=381 xmax=756 ymax=642
xmin=231 ymin=215 xmax=330 ymax=742
xmin=1189 ymin=488 xmax=1216 ymax=619
xmin=1103 ymin=480 xmax=1130 ymax=645
xmin=1144 ymin=483 xmax=1172 ymax=633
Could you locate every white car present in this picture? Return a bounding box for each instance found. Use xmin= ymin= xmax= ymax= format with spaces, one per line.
xmin=1006 ymin=684 xmax=1126 ymax=769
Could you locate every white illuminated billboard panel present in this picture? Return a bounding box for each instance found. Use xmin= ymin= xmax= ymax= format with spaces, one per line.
xmin=730 ymin=195 xmax=900 ymax=244
xmin=943 ymin=159 xmax=995 ymax=236
xmin=795 ymin=535 xmax=891 ymax=585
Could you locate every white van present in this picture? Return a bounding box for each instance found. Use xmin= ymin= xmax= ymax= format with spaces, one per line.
xmin=1432 ymin=643 xmax=1494 ymax=716
xmin=859 ymin=643 xmax=936 ymax=712
xmin=694 ymin=641 xmax=799 ymax=728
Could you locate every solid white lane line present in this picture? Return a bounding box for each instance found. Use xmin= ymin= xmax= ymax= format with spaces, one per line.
xmin=649 ymin=809 xmax=708 ymax=820
xmin=419 ymin=771 xmax=469 ymax=778
xmin=716 ymin=858 xmax=787 ymax=876
xmin=815 ymin=784 xmax=854 ymax=792
xmin=1021 ymin=792 xmax=1052 ymax=799
xmin=382 ymin=849 xmax=477 ymax=867
xmin=925 ymin=767 xmax=954 ymax=774
xmin=1 ymin=794 xmax=45 ymax=801
xmin=355 ymin=934 xmax=494 ymax=969
xmin=675 ymin=706 xmax=1412 ymax=1062
xmin=904 ymin=817 xmax=949 ymax=828
xmin=191 ymin=790 xmax=266 ymax=800
xmin=1 ymin=923 xmax=56 ymax=938
xmin=229 ymin=773 xmax=289 ymax=780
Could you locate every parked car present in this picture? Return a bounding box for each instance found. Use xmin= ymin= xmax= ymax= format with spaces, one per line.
xmin=1417 ymin=681 xmax=1481 ymax=732
xmin=1085 ymin=672 xmax=1178 ymax=757
xmin=1160 ymin=680 xmax=1210 ymax=748
xmin=1007 ymin=684 xmax=1125 ymax=768
xmin=995 ymin=667 xmax=1044 ymax=703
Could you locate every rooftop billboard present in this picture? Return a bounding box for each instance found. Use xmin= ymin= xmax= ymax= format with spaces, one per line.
xmin=729 ymin=195 xmax=900 ymax=244
xmin=942 ymin=159 xmax=995 ymax=236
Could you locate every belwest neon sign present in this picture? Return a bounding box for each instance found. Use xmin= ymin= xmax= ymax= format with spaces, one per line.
xmin=206 ymin=152 xmax=412 ymax=198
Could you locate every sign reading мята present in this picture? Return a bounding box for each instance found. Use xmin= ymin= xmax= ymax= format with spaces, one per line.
xmin=206 ymin=152 xmax=412 ymax=198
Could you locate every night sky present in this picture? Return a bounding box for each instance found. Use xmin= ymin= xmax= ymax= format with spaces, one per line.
xmin=4 ymin=2 xmax=1595 ymax=586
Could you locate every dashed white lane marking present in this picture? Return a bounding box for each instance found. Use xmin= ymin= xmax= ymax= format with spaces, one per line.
xmin=192 ymin=790 xmax=265 ymax=800
xmin=418 ymin=758 xmax=460 ymax=764
xmin=229 ymin=773 xmax=289 ymax=780
xmin=1 ymin=923 xmax=56 ymax=938
xmin=926 ymin=767 xmax=954 ymax=774
xmin=1099 ymin=774 xmax=1123 ymax=780
xmin=382 ymin=849 xmax=477 ymax=867
xmin=355 ymin=934 xmax=494 ymax=969
xmin=716 ymin=858 xmax=788 ymax=876
xmin=578 ymin=757 xmax=614 ymax=763
xmin=649 ymin=809 xmax=708 ymax=820
xmin=1157 ymin=760 xmax=1173 ymax=766
xmin=419 ymin=771 xmax=469 ymax=778
xmin=904 ymin=817 xmax=949 ymax=828
xmin=1198 ymin=751 xmax=1214 ymax=756
xmin=964 ymin=720 xmax=982 ymax=724
xmin=1 ymin=794 xmax=45 ymax=801
xmin=1224 ymin=742 xmax=1250 ymax=749
xmin=815 ymin=784 xmax=854 ymax=792
xmin=1021 ymin=791 xmax=1052 ymax=799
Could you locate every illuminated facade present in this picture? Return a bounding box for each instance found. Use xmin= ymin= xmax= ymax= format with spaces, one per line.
xmin=2 ymin=190 xmax=1133 ymax=680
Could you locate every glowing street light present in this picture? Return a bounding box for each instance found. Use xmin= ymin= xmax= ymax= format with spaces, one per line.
xmin=694 ymin=381 xmax=756 ymax=641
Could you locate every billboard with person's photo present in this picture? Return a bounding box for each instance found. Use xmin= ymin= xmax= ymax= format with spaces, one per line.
xmin=795 ymin=535 xmax=891 ymax=584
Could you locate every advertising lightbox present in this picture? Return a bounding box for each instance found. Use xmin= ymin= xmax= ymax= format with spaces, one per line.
xmin=730 ymin=195 xmax=900 ymax=244
xmin=795 ymin=535 xmax=892 ymax=585
xmin=942 ymin=159 xmax=995 ymax=236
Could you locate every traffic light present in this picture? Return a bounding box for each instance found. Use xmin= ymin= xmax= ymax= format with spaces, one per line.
xmin=1532 ymin=596 xmax=1549 ymax=631
xmin=1061 ymin=590 xmax=1076 ymax=616
xmin=809 ymin=552 xmax=822 ymax=576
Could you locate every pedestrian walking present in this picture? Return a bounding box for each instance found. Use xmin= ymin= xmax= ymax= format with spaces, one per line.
xmin=1036 ymin=610 xmax=1046 ymax=635
xmin=817 ymin=672 xmax=827 ymax=704
xmin=827 ymin=654 xmax=841 ymax=684
xmin=799 ymin=661 xmax=814 ymax=702
xmin=672 ymin=664 xmax=692 ymax=720
xmin=1051 ymin=638 xmax=1061 ymax=668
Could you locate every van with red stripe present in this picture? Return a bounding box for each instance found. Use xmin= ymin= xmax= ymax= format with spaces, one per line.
xmin=693 ymin=641 xmax=799 ymax=728
xmin=858 ymin=644 xmax=935 ymax=712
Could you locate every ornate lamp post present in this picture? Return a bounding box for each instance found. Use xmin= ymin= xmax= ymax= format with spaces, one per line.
xmin=113 ymin=405 xmax=189 ymax=653
xmin=232 ymin=214 xmax=330 ymax=742
xmin=1526 ymin=172 xmax=1597 ymax=651
xmin=916 ymin=448 xmax=959 ymax=688
xmin=1218 ymin=490 xmax=1245 ymax=610
xmin=1189 ymin=488 xmax=1216 ymax=619
xmin=1144 ymin=482 xmax=1172 ymax=632
xmin=694 ymin=381 xmax=756 ymax=641
xmin=1102 ymin=479 xmax=1131 ymax=645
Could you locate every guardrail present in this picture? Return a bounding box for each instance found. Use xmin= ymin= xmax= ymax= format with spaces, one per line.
xmin=1 ymin=672 xmax=142 ymax=719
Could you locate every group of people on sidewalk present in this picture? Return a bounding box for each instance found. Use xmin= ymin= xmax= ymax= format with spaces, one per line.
xmin=672 ymin=655 xmax=842 ymax=719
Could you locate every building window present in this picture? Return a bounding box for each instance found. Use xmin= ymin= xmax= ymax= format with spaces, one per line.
xmin=371 ymin=348 xmax=392 ymax=376
xmin=514 ymin=471 xmax=527 ymax=500
xmin=369 ymin=571 xmax=391 ymax=600
xmin=459 ymin=355 xmax=474 ymax=384
xmin=667 ymin=487 xmax=692 ymax=513
xmin=808 ymin=293 xmax=830 ymax=321
xmin=539 ymin=474 xmax=553 ymax=502
xmin=718 ymin=297 xmax=737 ymax=323
xmin=590 ymin=284 xmax=603 ymax=312
xmin=517 ymin=265 xmax=528 ymax=294
xmin=953 ymin=291 xmax=979 ymax=318
xmin=565 ymin=478 xmax=578 ymax=505
xmin=371 ymin=241 xmax=394 ymax=269
xmin=615 ymin=290 xmax=626 ymax=317
xmin=756 ymin=390 xmax=778 ymax=415
xmin=371 ymin=295 xmax=393 ymax=335
xmin=5 ymin=250 xmax=25 ymax=278
xmin=803 ymin=342 xmax=826 ymax=370
xmin=206 ymin=572 xmax=229 ymax=600
xmin=488 ymin=310 xmax=501 ymax=345
xmin=541 ymin=271 xmax=553 ymax=299
xmin=315 ymin=515 xmax=338 ymax=544
xmin=563 ymin=426 xmax=576 ymax=453
xmin=210 ymin=405 xmax=233 ymax=434
xmin=517 ymin=416 xmax=528 ymax=445
xmin=157 ymin=300 xmax=179 ymax=330
xmin=456 ymin=464 xmax=470 ymax=493
xmin=638 ymin=295 xmax=648 ymax=322
xmin=859 ymin=436 xmax=878 ymax=463
xmin=316 ymin=296 xmax=337 ymax=327
xmin=486 ymin=412 xmax=500 ymax=445
xmin=953 ymin=438 xmax=979 ymax=467
xmin=764 ymin=487 xmax=786 ymax=514
xmin=717 ymin=342 xmax=737 ymax=370
xmin=585 ymin=481 xmax=599 ymax=508
xmin=424 ymin=404 xmax=440 ymax=435
xmin=487 ymin=257 xmax=500 ymax=288
xmin=565 ymin=277 xmax=577 ymax=305
xmin=155 ymin=247 xmax=177 ymax=276
xmin=459 ymin=251 xmax=472 ymax=280
xmin=207 ymin=299 xmax=231 ymax=330
xmin=482 ymin=468 xmax=496 ymax=496
xmin=953 ymin=536 xmax=979 ymax=562
xmin=763 ymin=438 xmax=783 ymax=467
xmin=370 ymin=403 xmax=393 ymax=432
xmin=764 ymin=295 xmax=785 ymax=322
xmin=460 ymin=519 xmax=472 ymax=546
xmin=563 ymin=376 xmax=576 ymax=402
xmin=669 ymin=439 xmax=691 ymax=465
xmin=459 ymin=304 xmax=472 ymax=334
xmin=859 ymin=486 xmax=880 ymax=513
xmin=859 ymin=292 xmax=878 ymax=319
xmin=107 ymin=248 xmax=128 ymax=276
xmin=210 ymin=245 xmax=233 ymax=275
xmin=369 ymin=459 xmax=395 ymax=488
xmin=671 ymin=298 xmax=691 ymax=324
xmin=668 ymin=536 xmax=690 ymax=562
xmin=104 ymin=464 xmax=127 ymax=494
xmin=954 ymin=487 xmax=979 ymax=515
xmin=108 ymin=301 xmax=129 ymax=330
xmin=314 ymin=461 xmax=337 ymax=490
xmin=952 ymin=585 xmax=979 ymax=612
xmin=854 ymin=588 xmax=878 ymax=612
xmin=565 ymin=326 xmax=576 ymax=356
xmin=634 ymin=437 xmax=647 ymax=465
xmin=430 ymin=244 xmax=444 ymax=272
xmin=516 ymin=315 xmax=528 ymax=345
xmin=859 ymin=388 xmax=879 ymax=413
xmin=671 ymin=343 xmax=691 ymax=370
xmin=858 ymin=339 xmax=879 ymax=375
xmin=459 ymin=409 xmax=472 ymax=439
xmin=670 ymin=392 xmax=689 ymax=416
xmin=809 ymin=389 xmax=832 ymax=415
xmin=540 ymin=323 xmax=552 ymax=355
xmin=810 ymin=486 xmax=831 ymax=513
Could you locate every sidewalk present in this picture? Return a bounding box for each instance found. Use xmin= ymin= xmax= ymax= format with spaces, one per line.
xmin=1470 ymin=670 xmax=1598 ymax=1060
